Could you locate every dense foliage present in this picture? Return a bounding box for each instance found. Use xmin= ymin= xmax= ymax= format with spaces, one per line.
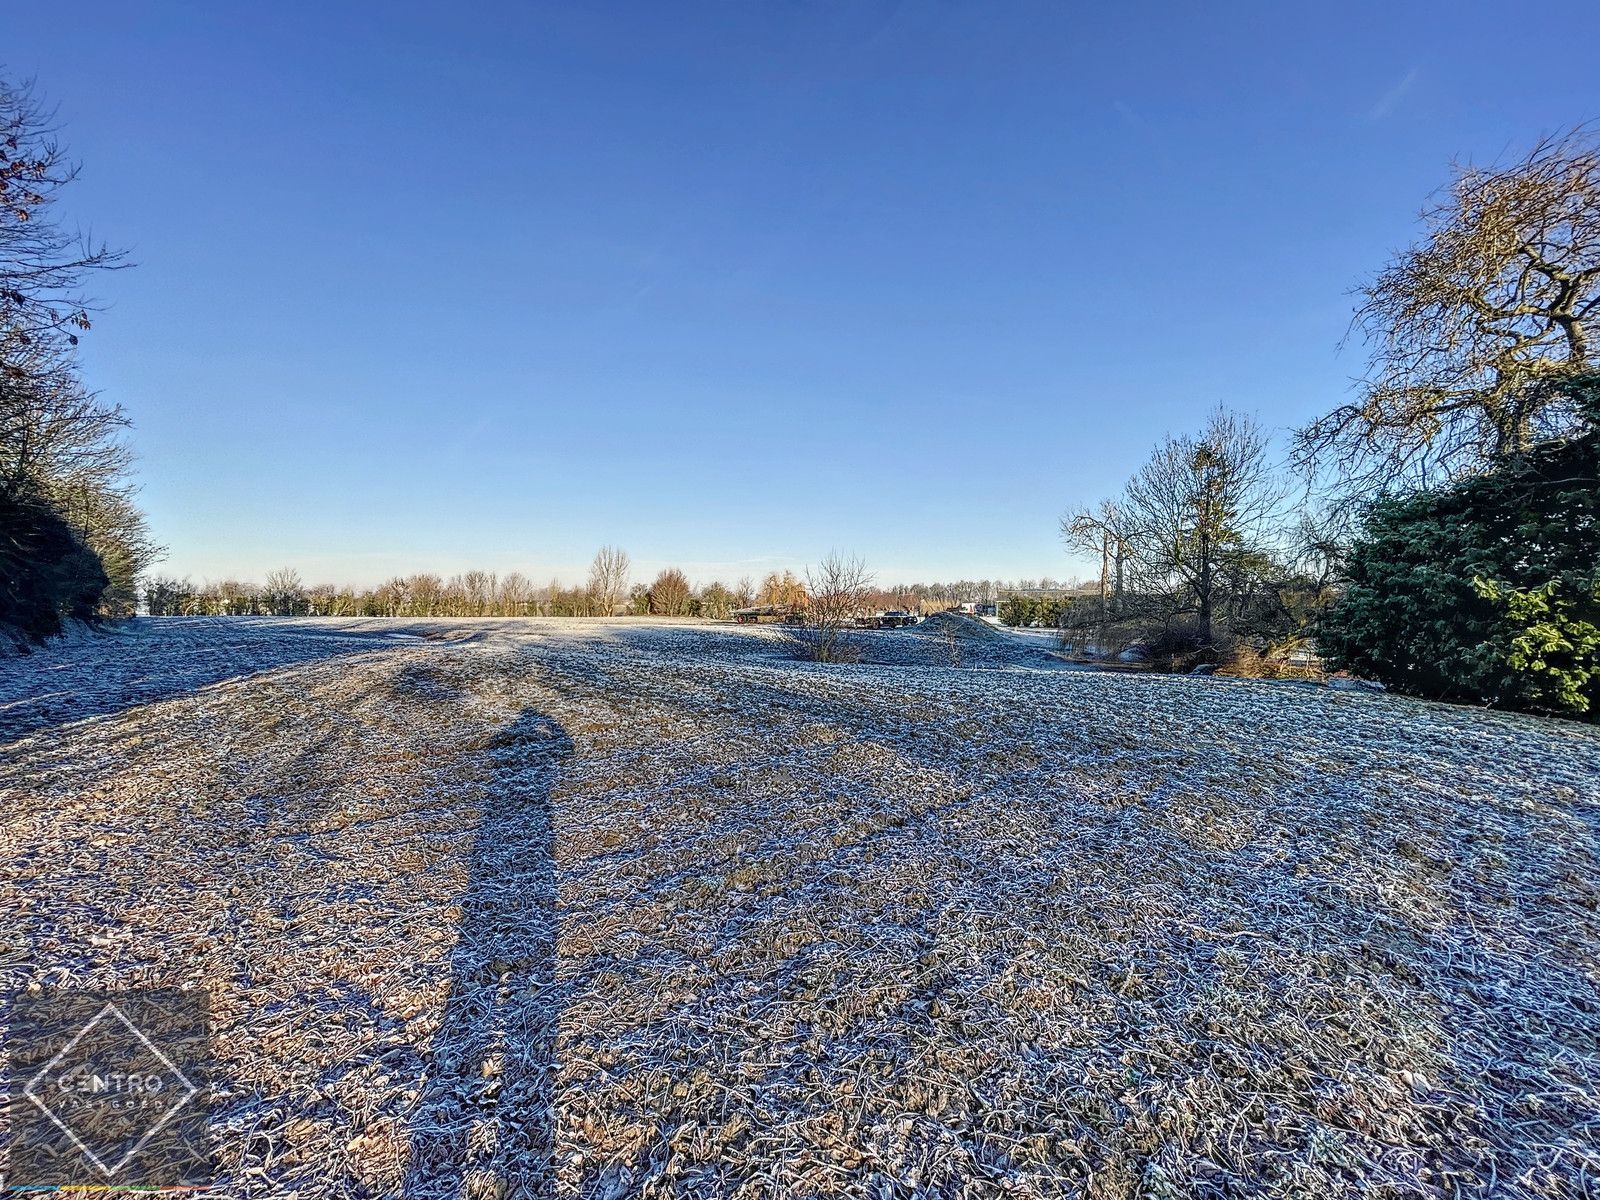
xmin=1320 ymin=375 xmax=1600 ymax=718
xmin=0 ymin=487 xmax=108 ymax=638
xmin=999 ymin=594 xmax=1072 ymax=628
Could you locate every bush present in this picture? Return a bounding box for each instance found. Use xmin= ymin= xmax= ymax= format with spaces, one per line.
xmin=1215 ymin=643 xmax=1279 ymax=679
xmin=1319 ymin=373 xmax=1600 ymax=719
xmin=791 ymin=553 xmax=871 ymax=664
xmin=0 ymin=488 xmax=110 ymax=641
xmin=1139 ymin=620 xmax=1213 ymax=673
xmin=1472 ymin=576 xmax=1600 ymax=717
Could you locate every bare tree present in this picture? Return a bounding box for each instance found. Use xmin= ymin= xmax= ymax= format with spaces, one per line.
xmin=646 ymin=567 xmax=692 ymax=616
xmin=586 ymin=545 xmax=630 ymax=617
xmin=375 ymin=577 xmax=408 ymax=617
xmin=1060 ymin=498 xmax=1131 ymax=621
xmin=0 ymin=76 xmax=152 ymax=635
xmin=1298 ymin=128 xmax=1600 ymax=488
xmin=263 ymin=567 xmax=306 ymax=617
xmin=1 ymin=79 xmax=127 ymax=358
xmin=406 ymin=573 xmax=444 ymax=616
xmin=461 ymin=569 xmax=495 ymax=616
xmin=796 ymin=552 xmax=872 ymax=663
xmin=1123 ymin=409 xmax=1283 ymax=646
xmin=0 ymin=351 xmax=129 ymax=500
xmin=497 ymin=571 xmax=533 ymax=616
xmin=940 ymin=619 xmax=963 ymax=668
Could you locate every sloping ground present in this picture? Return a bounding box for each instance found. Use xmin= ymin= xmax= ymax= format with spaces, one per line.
xmin=911 ymin=612 xmax=1007 ymax=641
xmin=2 ymin=618 xmax=1598 ymax=1198
xmin=871 ymin=612 xmax=1056 ymax=671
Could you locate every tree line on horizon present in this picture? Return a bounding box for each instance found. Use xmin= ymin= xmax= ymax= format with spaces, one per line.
xmin=141 ymin=548 xmax=1088 ymax=622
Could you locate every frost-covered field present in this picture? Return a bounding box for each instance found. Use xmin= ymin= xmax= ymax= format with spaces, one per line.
xmin=3 ymin=617 xmax=1599 ymax=1199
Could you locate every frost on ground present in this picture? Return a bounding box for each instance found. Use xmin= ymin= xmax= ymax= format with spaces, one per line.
xmin=2 ymin=617 xmax=1598 ymax=1199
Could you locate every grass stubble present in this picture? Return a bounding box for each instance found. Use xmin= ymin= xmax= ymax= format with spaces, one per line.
xmin=0 ymin=617 xmax=1597 ymax=1198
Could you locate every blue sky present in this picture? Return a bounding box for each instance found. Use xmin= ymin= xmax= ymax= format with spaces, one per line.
xmin=8 ymin=2 xmax=1598 ymax=587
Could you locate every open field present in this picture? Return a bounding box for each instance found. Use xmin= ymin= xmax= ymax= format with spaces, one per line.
xmin=3 ymin=617 xmax=1599 ymax=1198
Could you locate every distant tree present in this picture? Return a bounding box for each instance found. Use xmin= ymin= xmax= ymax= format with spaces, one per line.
xmin=216 ymin=578 xmax=255 ymax=615
xmin=497 ymin=571 xmax=533 ymax=616
xmin=1123 ymin=408 xmax=1284 ymax=646
xmin=406 ymin=573 xmax=444 ymax=616
xmin=733 ymin=575 xmax=754 ymax=609
xmin=758 ymin=569 xmax=807 ymax=610
xmin=795 ymin=553 xmax=872 ymax=663
xmin=999 ymin=595 xmax=1032 ymax=627
xmin=699 ymin=581 xmax=735 ymax=620
xmin=375 ymin=577 xmax=408 ymax=617
xmin=647 ymin=568 xmax=692 ymax=616
xmin=262 ymin=567 xmax=307 ymax=616
xmin=547 ymin=581 xmax=589 ymax=617
xmin=1061 ymin=498 xmax=1131 ymax=621
xmin=141 ymin=574 xmax=183 ymax=616
xmin=587 ymin=546 xmax=630 ymax=617
xmin=461 ymin=569 xmax=495 ymax=616
xmin=324 ymin=586 xmax=359 ymax=617
xmin=1298 ymin=129 xmax=1600 ymax=490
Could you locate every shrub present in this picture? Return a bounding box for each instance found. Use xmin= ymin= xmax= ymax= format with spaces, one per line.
xmin=1215 ymin=644 xmax=1280 ymax=679
xmin=0 ymin=488 xmax=110 ymax=641
xmin=1139 ymin=620 xmax=1213 ymax=673
xmin=1472 ymin=576 xmax=1600 ymax=717
xmin=1319 ymin=373 xmax=1600 ymax=719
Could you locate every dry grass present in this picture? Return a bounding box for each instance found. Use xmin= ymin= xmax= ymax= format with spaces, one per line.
xmin=2 ymin=617 xmax=1598 ymax=1198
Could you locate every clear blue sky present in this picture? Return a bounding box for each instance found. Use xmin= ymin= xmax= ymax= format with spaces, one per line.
xmin=8 ymin=2 xmax=1598 ymax=587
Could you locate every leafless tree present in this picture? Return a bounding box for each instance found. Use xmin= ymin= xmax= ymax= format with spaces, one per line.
xmin=586 ymin=545 xmax=630 ymax=617
xmin=646 ymin=567 xmax=692 ymax=616
xmin=263 ymin=567 xmax=306 ymax=616
xmin=1123 ymin=408 xmax=1284 ymax=646
xmin=1060 ymin=498 xmax=1131 ymax=621
xmin=940 ymin=620 xmax=963 ymax=668
xmin=0 ymin=79 xmax=126 ymax=358
xmin=460 ymin=569 xmax=495 ymax=616
xmin=49 ymin=476 xmax=156 ymax=615
xmin=370 ymin=577 xmax=403 ymax=617
xmin=406 ymin=573 xmax=444 ymax=616
xmin=1297 ymin=128 xmax=1600 ymax=490
xmin=498 ymin=571 xmax=533 ymax=616
xmin=1 ymin=77 xmax=154 ymax=632
xmin=0 ymin=350 xmax=128 ymax=498
xmin=796 ymin=552 xmax=872 ymax=663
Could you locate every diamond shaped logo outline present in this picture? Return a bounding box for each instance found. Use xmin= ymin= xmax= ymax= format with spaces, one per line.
xmin=22 ymin=1001 xmax=200 ymax=1178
